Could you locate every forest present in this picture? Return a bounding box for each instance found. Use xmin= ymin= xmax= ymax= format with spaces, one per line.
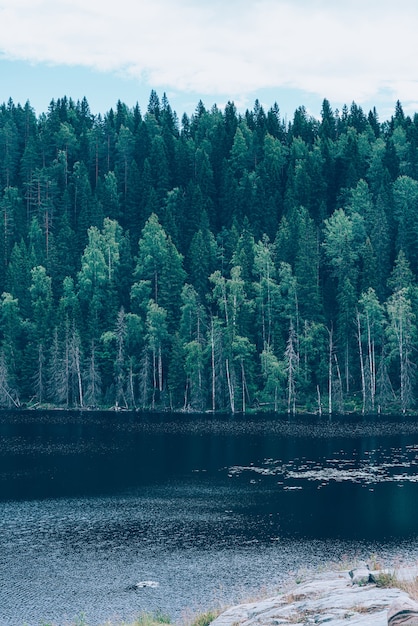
xmin=0 ymin=92 xmax=417 ymax=414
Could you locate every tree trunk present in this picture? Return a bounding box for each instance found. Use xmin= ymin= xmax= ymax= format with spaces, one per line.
xmin=241 ymin=360 xmax=246 ymax=414
xmin=328 ymin=326 xmax=333 ymax=416
xmin=210 ymin=318 xmax=216 ymax=412
xmin=357 ymin=312 xmax=366 ymax=415
xmin=158 ymin=344 xmax=163 ymax=392
xmin=75 ymin=344 xmax=83 ymax=408
xmin=225 ymin=358 xmax=235 ymax=413
xmin=317 ymin=385 xmax=322 ymax=416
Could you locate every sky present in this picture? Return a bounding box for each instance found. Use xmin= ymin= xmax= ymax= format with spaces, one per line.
xmin=1 ymin=0 xmax=418 ymax=123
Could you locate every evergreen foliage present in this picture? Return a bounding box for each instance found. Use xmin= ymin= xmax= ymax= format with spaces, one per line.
xmin=1 ymin=94 xmax=418 ymax=413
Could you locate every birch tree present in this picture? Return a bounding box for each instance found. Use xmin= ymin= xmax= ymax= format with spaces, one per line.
xmin=254 ymin=235 xmax=276 ymax=350
xmin=146 ymin=301 xmax=169 ymax=409
xmin=260 ymin=345 xmax=284 ymax=411
xmin=29 ymin=265 xmax=53 ymax=404
xmin=133 ymin=213 xmax=185 ymax=331
xmin=323 ymin=208 xmax=365 ymax=394
xmin=357 ymin=288 xmax=385 ymax=413
xmin=0 ymin=292 xmax=21 ymax=406
xmin=210 ymin=265 xmax=255 ymax=412
xmin=387 ymin=287 xmax=416 ymax=412
xmin=180 ymin=284 xmax=207 ymax=411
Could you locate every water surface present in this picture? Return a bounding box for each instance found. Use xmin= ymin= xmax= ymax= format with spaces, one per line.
xmin=1 ymin=411 xmax=418 ymax=625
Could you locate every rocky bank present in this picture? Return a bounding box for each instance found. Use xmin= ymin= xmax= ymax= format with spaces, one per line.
xmin=209 ymin=565 xmax=418 ymax=625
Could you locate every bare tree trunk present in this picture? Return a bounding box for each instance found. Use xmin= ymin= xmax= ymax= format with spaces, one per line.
xmin=261 ymin=301 xmax=266 ymax=347
xmin=357 ymin=312 xmax=366 ymax=415
xmin=128 ymin=361 xmax=136 ymax=409
xmin=328 ymin=326 xmax=333 ymax=416
xmin=152 ymin=347 xmax=156 ymax=410
xmin=334 ymin=354 xmax=344 ymax=413
xmin=399 ymin=314 xmax=405 ymax=412
xmin=267 ymin=264 xmax=272 ymax=348
xmin=158 ymin=344 xmax=163 ymax=392
xmin=74 ymin=343 xmax=83 ymax=408
xmin=84 ymin=340 xmax=102 ymax=407
xmin=183 ymin=379 xmax=189 ymax=412
xmin=370 ymin=335 xmax=376 ymax=412
xmin=139 ymin=349 xmax=150 ymax=409
xmin=345 ymin=340 xmax=349 ymax=394
xmin=0 ymin=351 xmax=20 ymax=407
xmin=64 ymin=329 xmax=70 ymax=408
xmin=210 ymin=318 xmax=216 ymax=412
xmin=225 ymin=358 xmax=235 ymax=413
xmin=34 ymin=342 xmax=45 ymax=404
xmin=317 ymin=385 xmax=322 ymax=416
xmin=286 ymin=323 xmax=297 ymax=415
xmin=241 ymin=360 xmax=246 ymax=414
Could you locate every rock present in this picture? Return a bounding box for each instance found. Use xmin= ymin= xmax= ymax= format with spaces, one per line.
xmin=388 ymin=596 xmax=418 ymax=625
xmin=210 ymin=569 xmax=409 ymax=626
xmin=391 ymin=567 xmax=418 ymax=584
xmin=134 ymin=580 xmax=160 ymax=589
xmin=349 ymin=566 xmax=373 ymax=586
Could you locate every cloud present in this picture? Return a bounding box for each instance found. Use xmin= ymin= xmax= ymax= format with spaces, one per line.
xmin=1 ymin=0 xmax=418 ymax=109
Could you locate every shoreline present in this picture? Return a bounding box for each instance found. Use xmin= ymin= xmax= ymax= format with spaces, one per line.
xmin=208 ymin=565 xmax=418 ymax=626
xmin=5 ymin=405 xmax=418 ymax=418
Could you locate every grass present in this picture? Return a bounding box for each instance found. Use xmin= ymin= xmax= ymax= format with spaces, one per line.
xmin=372 ymin=570 xmax=398 ymax=588
xmin=128 ymin=613 xmax=171 ymax=625
xmin=367 ymin=564 xmax=418 ymax=602
xmin=186 ymin=612 xmax=218 ymax=626
xmin=40 ymin=609 xmax=218 ymax=626
xmin=394 ymin=575 xmax=418 ymax=601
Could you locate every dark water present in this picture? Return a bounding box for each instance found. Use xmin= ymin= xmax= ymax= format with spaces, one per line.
xmin=1 ymin=411 xmax=418 ymax=625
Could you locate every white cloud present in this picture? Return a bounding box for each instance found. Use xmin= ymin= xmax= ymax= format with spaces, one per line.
xmin=1 ymin=0 xmax=418 ymax=110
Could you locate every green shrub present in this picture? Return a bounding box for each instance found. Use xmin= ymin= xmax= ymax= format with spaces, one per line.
xmin=373 ymin=571 xmax=397 ymax=588
xmin=189 ymin=611 xmax=217 ymax=626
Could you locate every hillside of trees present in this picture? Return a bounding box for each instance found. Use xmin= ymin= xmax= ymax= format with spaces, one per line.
xmin=0 ymin=92 xmax=417 ymax=413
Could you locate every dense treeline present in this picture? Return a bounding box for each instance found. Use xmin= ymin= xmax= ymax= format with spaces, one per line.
xmin=0 ymin=92 xmax=417 ymax=413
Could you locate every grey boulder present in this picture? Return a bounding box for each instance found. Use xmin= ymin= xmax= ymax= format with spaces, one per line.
xmin=388 ymin=596 xmax=418 ymax=625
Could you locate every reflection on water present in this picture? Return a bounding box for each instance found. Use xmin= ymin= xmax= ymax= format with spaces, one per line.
xmin=227 ymin=443 xmax=418 ymax=485
xmin=1 ymin=411 xmax=418 ymax=625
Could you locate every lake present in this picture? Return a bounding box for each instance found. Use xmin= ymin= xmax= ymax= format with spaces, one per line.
xmin=1 ymin=410 xmax=418 ymax=625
